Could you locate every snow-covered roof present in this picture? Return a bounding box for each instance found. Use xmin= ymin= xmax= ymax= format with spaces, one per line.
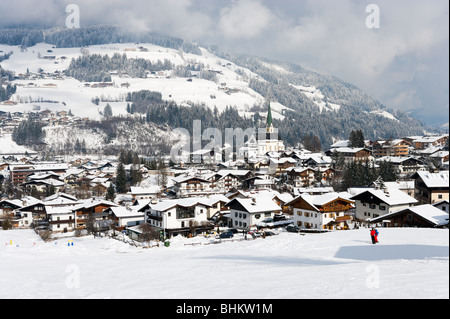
xmin=45 ymin=206 xmax=74 ymax=215
xmin=351 ymin=188 xmax=418 ymax=206
xmin=414 ymin=171 xmax=449 ymax=188
xmin=207 ymin=194 xmax=230 ymax=205
xmin=227 ymin=196 xmax=282 ymax=214
xmin=149 ymin=197 xmax=212 ymax=212
xmin=72 ymin=198 xmax=118 ymax=210
xmin=291 ymin=193 xmax=354 ymax=211
xmin=130 ymin=186 xmax=161 ymax=195
xmin=370 ymin=204 xmax=449 ymax=227
xmin=107 ymin=206 xmax=144 ymax=218
xmin=330 ymin=140 xmax=350 ymax=148
xmin=216 ymin=169 xmax=250 ymax=177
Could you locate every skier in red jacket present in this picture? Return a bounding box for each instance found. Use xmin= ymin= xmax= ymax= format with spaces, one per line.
xmin=370 ymin=228 xmax=377 ymax=244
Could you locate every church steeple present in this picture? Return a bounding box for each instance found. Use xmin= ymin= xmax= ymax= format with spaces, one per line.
xmin=266 ymin=101 xmax=274 ymax=134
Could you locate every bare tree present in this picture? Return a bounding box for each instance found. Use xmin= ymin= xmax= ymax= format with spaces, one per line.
xmin=188 ymin=220 xmax=199 ymax=237
xmin=139 ymin=223 xmax=160 ymax=242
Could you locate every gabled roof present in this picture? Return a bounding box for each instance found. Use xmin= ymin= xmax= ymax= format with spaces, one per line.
xmin=106 ymin=206 xmax=144 ymax=218
xmin=148 ymin=197 xmax=212 ymax=212
xmin=226 ymin=196 xmax=281 ymax=214
xmin=72 ymin=199 xmax=118 ymax=211
xmin=130 ymin=186 xmax=161 ymax=195
xmin=370 ymin=204 xmax=449 ymax=227
xmin=350 ymin=188 xmax=418 ymax=206
xmin=411 ymin=171 xmax=449 ymax=188
xmin=287 ymin=193 xmax=354 ymax=211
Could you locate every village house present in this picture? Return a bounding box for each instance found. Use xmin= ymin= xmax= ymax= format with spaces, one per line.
xmin=287 ymin=193 xmax=355 ymax=231
xmin=208 ymin=170 xmax=251 ymax=192
xmin=72 ymin=199 xmax=118 ymax=231
xmin=46 ymin=206 xmax=76 ymax=233
xmin=350 ymin=188 xmax=418 ymax=222
xmin=369 ymin=204 xmax=449 ymax=228
xmin=172 ymin=175 xmax=213 ymax=197
xmin=226 ymin=196 xmax=282 ymax=230
xmin=142 ymin=197 xmax=213 ymax=238
xmin=412 ymin=135 xmax=448 ymax=150
xmin=375 ymin=156 xmax=425 ymax=176
xmin=206 ymin=194 xmax=230 ymax=219
xmin=0 ymin=196 xmax=41 ymax=228
xmin=285 ymin=167 xmax=317 ymax=188
xmin=369 ymin=179 xmax=415 ymax=197
xmin=371 ymin=139 xmax=411 ymax=158
xmin=325 ymin=147 xmax=373 ymax=164
xmin=104 ymin=206 xmax=145 ymax=230
xmin=269 ymin=157 xmax=297 ymax=174
xmin=410 ymin=170 xmax=449 ymax=204
xmin=130 ymin=186 xmax=161 ymax=202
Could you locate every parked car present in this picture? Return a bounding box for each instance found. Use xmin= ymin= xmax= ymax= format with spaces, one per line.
xmin=217 ymin=231 xmax=234 ymax=239
xmin=286 ymin=225 xmax=301 ymax=233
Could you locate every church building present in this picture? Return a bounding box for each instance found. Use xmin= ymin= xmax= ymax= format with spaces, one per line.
xmin=239 ymin=102 xmax=285 ymax=159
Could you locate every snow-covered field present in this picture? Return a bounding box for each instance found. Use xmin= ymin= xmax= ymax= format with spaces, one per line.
xmin=1 ymin=228 xmax=448 ymax=299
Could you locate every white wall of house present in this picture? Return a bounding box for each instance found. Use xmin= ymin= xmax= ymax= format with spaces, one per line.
xmin=118 ymin=216 xmax=144 ymax=228
xmin=147 ymin=204 xmax=210 ymax=230
xmin=354 ymin=200 xmax=413 ymax=221
xmin=230 ymin=209 xmax=274 ymax=229
xmin=292 ymin=208 xmax=348 ymax=230
xmin=48 ymin=212 xmax=76 ymax=232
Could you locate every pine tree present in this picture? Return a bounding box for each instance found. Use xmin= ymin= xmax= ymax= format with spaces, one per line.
xmin=105 ymin=183 xmax=116 ymax=201
xmin=349 ymin=130 xmax=365 ymax=148
xmin=115 ymin=163 xmax=127 ymax=194
xmin=104 ymin=103 xmax=113 ymax=118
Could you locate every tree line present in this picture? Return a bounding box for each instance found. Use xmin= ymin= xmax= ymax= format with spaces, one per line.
xmin=12 ymin=116 xmax=45 ymax=146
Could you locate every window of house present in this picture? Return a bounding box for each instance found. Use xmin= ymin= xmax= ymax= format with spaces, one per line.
xmin=176 ymin=207 xmax=195 ymax=219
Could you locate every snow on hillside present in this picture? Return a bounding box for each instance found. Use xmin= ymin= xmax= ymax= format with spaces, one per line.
xmin=0 ymin=134 xmax=36 ymax=155
xmin=0 ymin=43 xmax=290 ymax=120
xmin=290 ymin=84 xmax=341 ymax=113
xmin=370 ymin=110 xmax=400 ymax=122
xmin=0 ymin=228 xmax=447 ymax=299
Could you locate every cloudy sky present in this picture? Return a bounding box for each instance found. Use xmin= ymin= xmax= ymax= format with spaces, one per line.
xmin=1 ymin=0 xmax=448 ymax=126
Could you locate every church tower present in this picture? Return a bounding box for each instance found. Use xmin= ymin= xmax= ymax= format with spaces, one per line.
xmin=266 ymin=102 xmax=274 ymax=135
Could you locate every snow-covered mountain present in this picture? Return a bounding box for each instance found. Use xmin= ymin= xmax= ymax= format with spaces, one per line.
xmin=0 ymin=26 xmax=431 ymax=153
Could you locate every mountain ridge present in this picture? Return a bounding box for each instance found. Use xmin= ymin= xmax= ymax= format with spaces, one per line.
xmin=0 ymin=25 xmax=438 ymax=153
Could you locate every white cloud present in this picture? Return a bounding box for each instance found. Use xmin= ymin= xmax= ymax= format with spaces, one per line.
xmin=218 ymin=0 xmax=276 ymax=39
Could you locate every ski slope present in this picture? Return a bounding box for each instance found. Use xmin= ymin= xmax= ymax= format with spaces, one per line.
xmin=0 ymin=228 xmax=448 ymax=299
